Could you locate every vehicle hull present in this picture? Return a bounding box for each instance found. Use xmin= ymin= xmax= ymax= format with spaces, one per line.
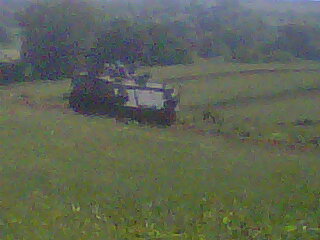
xmin=69 ymin=91 xmax=177 ymax=126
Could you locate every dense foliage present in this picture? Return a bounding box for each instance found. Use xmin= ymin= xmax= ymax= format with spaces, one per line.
xmin=94 ymin=19 xmax=193 ymax=66
xmin=12 ymin=0 xmax=320 ymax=80
xmin=1 ymin=62 xmax=320 ymax=239
xmin=16 ymin=0 xmax=100 ymax=79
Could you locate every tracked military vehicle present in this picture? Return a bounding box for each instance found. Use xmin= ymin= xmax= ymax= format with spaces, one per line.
xmin=69 ymin=63 xmax=180 ymax=125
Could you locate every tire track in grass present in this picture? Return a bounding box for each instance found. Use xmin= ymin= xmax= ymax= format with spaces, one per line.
xmin=3 ymin=84 xmax=319 ymax=153
xmin=176 ymin=86 xmax=320 ymax=153
xmin=183 ymin=87 xmax=320 ymax=111
xmin=170 ymin=123 xmax=320 ymax=153
xmin=12 ymin=93 xmax=320 ymax=152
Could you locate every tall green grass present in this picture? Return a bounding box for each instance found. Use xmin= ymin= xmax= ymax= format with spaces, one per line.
xmin=1 ymin=62 xmax=320 ymax=239
xmin=177 ymin=71 xmax=320 ymax=145
xmin=1 ymin=103 xmax=320 ymax=239
xmin=139 ymin=58 xmax=320 ymax=81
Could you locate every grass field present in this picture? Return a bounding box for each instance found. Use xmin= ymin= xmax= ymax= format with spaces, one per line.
xmin=139 ymin=58 xmax=320 ymax=81
xmin=243 ymin=0 xmax=320 ymax=14
xmin=164 ymin=66 xmax=320 ymax=148
xmin=1 ymin=61 xmax=320 ymax=239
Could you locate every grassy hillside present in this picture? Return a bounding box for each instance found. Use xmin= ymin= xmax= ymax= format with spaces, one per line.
xmin=243 ymin=0 xmax=320 ymax=13
xmin=1 ymin=61 xmax=320 ymax=239
xmin=140 ymin=58 xmax=320 ymax=82
xmin=174 ymin=63 xmax=320 ymax=147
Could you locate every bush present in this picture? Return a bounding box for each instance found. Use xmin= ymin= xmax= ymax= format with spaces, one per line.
xmin=264 ymin=50 xmax=294 ymax=63
xmin=202 ymin=105 xmax=225 ymax=126
xmin=197 ymin=38 xmax=220 ymax=58
xmin=233 ymin=47 xmax=264 ymax=63
xmin=17 ymin=0 xmax=99 ymax=80
xmin=150 ymin=47 xmax=193 ymax=66
xmin=141 ymin=23 xmax=194 ymax=66
xmin=197 ymin=39 xmax=232 ymax=61
xmin=95 ymin=20 xmax=193 ymax=67
xmin=0 ymin=61 xmax=31 ymax=85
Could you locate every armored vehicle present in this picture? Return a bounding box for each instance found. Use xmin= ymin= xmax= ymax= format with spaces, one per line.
xmin=69 ymin=63 xmax=180 ymax=125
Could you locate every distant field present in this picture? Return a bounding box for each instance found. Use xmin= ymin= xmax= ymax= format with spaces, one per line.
xmin=180 ymin=71 xmax=320 ymax=105
xmin=140 ymin=59 xmax=320 ymax=82
xmin=243 ymin=0 xmax=320 ymax=13
xmin=1 ymin=61 xmax=320 ymax=239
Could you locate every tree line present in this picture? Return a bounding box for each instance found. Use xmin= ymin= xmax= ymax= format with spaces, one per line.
xmin=2 ymin=0 xmax=320 ymax=80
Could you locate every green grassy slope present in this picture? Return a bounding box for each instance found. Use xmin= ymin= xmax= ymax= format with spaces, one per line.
xmin=1 ymin=62 xmax=320 ymax=239
xmin=140 ymin=59 xmax=320 ymax=82
xmin=243 ymin=0 xmax=320 ymax=13
xmin=178 ymin=70 xmax=320 ymax=146
xmin=179 ymin=71 xmax=320 ymax=105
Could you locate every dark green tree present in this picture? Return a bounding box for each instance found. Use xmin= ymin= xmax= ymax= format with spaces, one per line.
xmin=275 ymin=24 xmax=320 ymax=60
xmin=94 ymin=20 xmax=192 ymax=66
xmin=16 ymin=0 xmax=100 ymax=80
xmin=95 ymin=19 xmax=145 ymax=65
xmin=142 ymin=23 xmax=193 ymax=66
